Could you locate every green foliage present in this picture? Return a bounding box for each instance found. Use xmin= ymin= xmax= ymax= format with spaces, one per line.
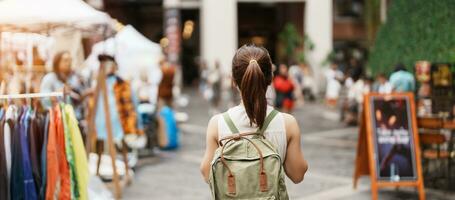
xmin=368 ymin=0 xmax=455 ymax=75
xmin=279 ymin=23 xmax=302 ymax=63
xmin=278 ymin=23 xmax=314 ymax=64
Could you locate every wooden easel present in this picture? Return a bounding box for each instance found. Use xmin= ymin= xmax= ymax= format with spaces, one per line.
xmin=86 ymin=65 xmax=131 ymax=199
xmin=353 ymin=93 xmax=426 ymax=200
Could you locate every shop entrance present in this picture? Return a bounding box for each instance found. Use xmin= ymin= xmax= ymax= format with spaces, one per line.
xmin=237 ymin=2 xmax=305 ymax=64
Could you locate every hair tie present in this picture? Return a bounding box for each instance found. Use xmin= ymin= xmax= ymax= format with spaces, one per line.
xmin=249 ymin=59 xmax=258 ymax=65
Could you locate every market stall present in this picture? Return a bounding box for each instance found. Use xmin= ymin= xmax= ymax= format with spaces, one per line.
xmin=0 ymin=0 xmax=121 ymax=199
xmin=414 ymin=62 xmax=455 ymax=190
xmin=0 ymin=0 xmax=111 ymax=33
xmin=0 ymin=0 xmax=113 ymax=94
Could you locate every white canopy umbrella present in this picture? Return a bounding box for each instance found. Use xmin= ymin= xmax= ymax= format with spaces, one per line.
xmin=85 ymin=25 xmax=162 ymax=79
xmin=0 ymin=0 xmax=112 ymax=32
xmin=84 ymin=25 xmax=163 ymax=105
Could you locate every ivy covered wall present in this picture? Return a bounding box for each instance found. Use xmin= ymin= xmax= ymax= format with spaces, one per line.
xmin=368 ymin=0 xmax=455 ymax=75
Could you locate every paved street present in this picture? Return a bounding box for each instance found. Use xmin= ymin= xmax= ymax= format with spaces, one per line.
xmin=123 ymin=93 xmax=455 ymax=200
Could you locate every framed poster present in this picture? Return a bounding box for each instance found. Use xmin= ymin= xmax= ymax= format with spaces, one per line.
xmin=369 ymin=95 xmax=417 ymax=181
xmin=353 ymin=93 xmax=425 ymax=200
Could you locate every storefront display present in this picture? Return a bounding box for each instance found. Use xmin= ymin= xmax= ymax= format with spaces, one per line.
xmin=430 ymin=63 xmax=454 ymax=115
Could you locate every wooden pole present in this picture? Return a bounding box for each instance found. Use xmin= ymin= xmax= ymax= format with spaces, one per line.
xmin=85 ymin=75 xmax=101 ymax=156
xmin=99 ymin=67 xmax=121 ymax=199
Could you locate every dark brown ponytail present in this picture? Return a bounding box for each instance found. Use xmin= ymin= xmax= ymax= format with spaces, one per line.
xmin=232 ymin=45 xmax=272 ymax=129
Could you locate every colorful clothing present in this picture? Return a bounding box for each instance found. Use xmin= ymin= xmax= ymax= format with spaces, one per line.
xmin=158 ymin=66 xmax=175 ymax=103
xmin=40 ymin=114 xmax=49 ymax=200
xmin=45 ymin=108 xmax=59 ymax=200
xmin=96 ymin=75 xmax=143 ymax=141
xmin=19 ymin=108 xmax=38 ymax=200
xmin=160 ymin=106 xmax=179 ymax=149
xmin=54 ymin=106 xmax=71 ymax=200
xmin=390 ymin=70 xmax=415 ymax=92
xmin=60 ymin=104 xmax=78 ymax=199
xmin=114 ymin=78 xmax=142 ymax=135
xmin=273 ymin=75 xmax=295 ymax=110
xmin=64 ymin=105 xmax=88 ymax=200
xmin=95 ymin=75 xmax=126 ymax=141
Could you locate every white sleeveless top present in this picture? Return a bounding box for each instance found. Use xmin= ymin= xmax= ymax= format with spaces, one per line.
xmin=217 ymin=105 xmax=287 ymax=160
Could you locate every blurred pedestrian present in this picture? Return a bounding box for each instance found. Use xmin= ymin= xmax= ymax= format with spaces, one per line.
xmin=374 ymin=73 xmax=392 ymax=94
xmin=207 ymin=61 xmax=222 ymax=114
xmin=344 ymin=76 xmax=372 ymax=125
xmin=288 ymin=62 xmax=305 ymax=105
xmin=158 ymin=59 xmax=175 ymax=106
xmin=273 ymin=64 xmax=295 ymax=113
xmin=301 ymin=63 xmax=316 ymax=101
xmin=40 ymin=51 xmax=92 ymax=119
xmin=200 ymin=45 xmax=308 ymax=197
xmin=199 ymin=60 xmax=209 ymax=97
xmin=325 ymin=62 xmax=343 ymax=107
xmin=389 ymin=63 xmax=415 ymax=92
xmin=338 ymin=70 xmax=353 ymax=124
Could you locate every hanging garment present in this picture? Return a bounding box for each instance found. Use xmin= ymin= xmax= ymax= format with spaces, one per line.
xmin=113 ymin=77 xmax=142 ymax=135
xmin=45 ymin=108 xmax=60 ymax=200
xmin=40 ymin=114 xmax=50 ymax=200
xmin=0 ymin=119 xmax=9 ymax=200
xmin=54 ymin=105 xmax=71 ymax=200
xmin=64 ymin=104 xmax=88 ymax=200
xmin=29 ymin=112 xmax=44 ymax=195
xmin=20 ymin=108 xmax=38 ymax=200
xmin=95 ymin=75 xmax=126 ymax=141
xmin=4 ymin=106 xmax=15 ymax=189
xmin=10 ymin=116 xmax=24 ymax=200
xmin=4 ymin=106 xmax=16 ymax=200
xmin=60 ymin=103 xmax=79 ymax=199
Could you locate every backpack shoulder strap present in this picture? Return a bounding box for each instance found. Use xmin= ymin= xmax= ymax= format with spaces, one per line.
xmin=258 ymin=109 xmax=279 ymax=133
xmin=222 ymin=112 xmax=240 ymax=134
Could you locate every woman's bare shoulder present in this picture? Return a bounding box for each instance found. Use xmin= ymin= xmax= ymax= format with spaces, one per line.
xmin=280 ymin=112 xmax=300 ymax=138
xmin=281 ymin=112 xmax=298 ymax=126
xmin=206 ymin=114 xmax=221 ymax=139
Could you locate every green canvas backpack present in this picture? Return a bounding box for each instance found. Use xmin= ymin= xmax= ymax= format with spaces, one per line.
xmin=209 ymin=110 xmax=289 ymax=200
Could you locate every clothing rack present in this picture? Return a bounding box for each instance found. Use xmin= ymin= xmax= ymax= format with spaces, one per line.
xmin=0 ymin=92 xmax=64 ymax=99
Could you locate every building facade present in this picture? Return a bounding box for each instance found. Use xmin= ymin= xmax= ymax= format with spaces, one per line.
xmin=100 ymin=0 xmax=368 ymax=89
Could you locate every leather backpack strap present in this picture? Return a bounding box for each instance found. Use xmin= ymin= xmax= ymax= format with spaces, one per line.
xmin=222 ymin=112 xmax=240 ymax=134
xmin=257 ymin=109 xmax=279 ymax=134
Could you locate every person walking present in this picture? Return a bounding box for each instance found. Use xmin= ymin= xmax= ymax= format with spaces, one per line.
xmin=288 ymin=62 xmax=305 ymax=105
xmin=325 ymin=62 xmax=343 ymax=107
xmin=273 ymin=64 xmax=295 ymax=113
xmin=200 ymin=45 xmax=308 ymax=199
xmin=207 ymin=61 xmax=222 ymax=114
xmin=374 ymin=73 xmax=392 ymax=94
xmin=389 ymin=63 xmax=415 ymax=92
